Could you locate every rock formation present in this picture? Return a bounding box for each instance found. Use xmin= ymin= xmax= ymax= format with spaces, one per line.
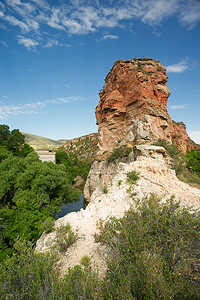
xmin=36 ymin=58 xmax=200 ymax=277
xmin=36 ymin=145 xmax=200 ymax=275
xmin=95 ymin=58 xmax=198 ymax=153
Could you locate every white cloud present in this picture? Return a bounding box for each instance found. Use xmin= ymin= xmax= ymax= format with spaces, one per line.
xmin=30 ymin=0 xmax=50 ymax=10
xmin=0 ymin=41 xmax=8 ymax=47
xmin=142 ymin=0 xmax=178 ymax=25
xmin=47 ymin=96 xmax=83 ymax=104
xmin=166 ymin=59 xmax=189 ymax=73
xmin=0 ymin=97 xmax=82 ymax=119
xmin=188 ymin=131 xmax=200 ymax=144
xmin=0 ymin=102 xmax=46 ymax=119
xmin=1 ymin=0 xmax=200 ymax=50
xmin=102 ymin=34 xmax=119 ymax=40
xmin=25 ymin=18 xmax=39 ymax=31
xmin=179 ymin=0 xmax=200 ymax=30
xmin=43 ymin=39 xmax=59 ymax=48
xmin=47 ymin=8 xmax=66 ymax=30
xmin=18 ymin=36 xmax=39 ymax=49
xmin=169 ymin=104 xmax=187 ymax=109
xmin=0 ymin=2 xmax=5 ymax=9
xmin=4 ymin=15 xmax=29 ymax=32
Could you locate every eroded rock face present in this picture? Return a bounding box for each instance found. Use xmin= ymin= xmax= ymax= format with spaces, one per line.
xmin=36 ymin=145 xmax=200 ymax=276
xmin=172 ymin=121 xmax=199 ymax=153
xmin=95 ymin=58 xmax=199 ymax=153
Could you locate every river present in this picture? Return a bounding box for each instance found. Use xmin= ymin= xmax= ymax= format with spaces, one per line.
xmin=55 ymin=194 xmax=84 ymax=219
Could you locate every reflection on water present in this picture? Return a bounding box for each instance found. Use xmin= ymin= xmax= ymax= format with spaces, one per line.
xmin=55 ymin=194 xmax=84 ymax=220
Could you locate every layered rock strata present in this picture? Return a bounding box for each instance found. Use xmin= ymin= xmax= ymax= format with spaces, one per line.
xmin=95 ymin=58 xmax=198 ymax=153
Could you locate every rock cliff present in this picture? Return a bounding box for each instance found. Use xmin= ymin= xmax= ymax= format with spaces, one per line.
xmin=36 ymin=58 xmax=200 ymax=277
xmin=36 ymin=145 xmax=200 ymax=276
xmin=95 ymin=58 xmax=198 ymax=153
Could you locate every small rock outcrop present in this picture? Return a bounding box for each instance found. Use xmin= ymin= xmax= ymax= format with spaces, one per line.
xmin=95 ymin=58 xmax=199 ymax=153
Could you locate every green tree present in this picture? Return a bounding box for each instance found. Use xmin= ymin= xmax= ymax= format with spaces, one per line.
xmin=186 ymin=149 xmax=200 ymax=177
xmin=56 ymin=150 xmax=77 ymax=181
xmin=0 ymin=124 xmax=33 ymax=157
xmin=0 ymin=124 xmax=10 ymax=145
xmin=0 ymin=152 xmax=81 ymax=261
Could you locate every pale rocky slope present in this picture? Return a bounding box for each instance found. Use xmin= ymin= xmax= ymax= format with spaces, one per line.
xmin=36 ymin=145 xmax=200 ymax=276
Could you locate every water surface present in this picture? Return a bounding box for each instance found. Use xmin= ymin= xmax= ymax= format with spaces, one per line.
xmin=55 ymin=194 xmax=84 ymax=219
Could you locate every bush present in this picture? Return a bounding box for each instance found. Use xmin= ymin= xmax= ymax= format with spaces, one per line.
xmin=118 ymin=180 xmax=122 ymax=186
xmin=39 ymin=217 xmax=55 ymax=234
xmin=0 ymin=241 xmax=102 ymax=300
xmin=102 ymin=185 xmax=108 ymax=194
xmin=186 ymin=149 xmax=200 ymax=178
xmin=1 ymin=196 xmax=200 ymax=299
xmin=154 ymin=138 xmax=182 ymax=159
xmin=113 ymin=59 xmax=123 ymax=67
xmin=107 ymin=146 xmax=132 ymax=163
xmin=127 ymin=170 xmax=140 ymax=184
xmin=154 ymin=139 xmax=200 ymax=187
xmin=56 ymin=224 xmax=78 ymax=253
xmin=0 ymin=240 xmax=58 ymax=299
xmin=96 ymin=195 xmax=200 ymax=299
xmin=80 ymin=255 xmax=91 ymax=268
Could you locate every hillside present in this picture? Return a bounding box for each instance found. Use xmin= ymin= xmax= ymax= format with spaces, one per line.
xmin=22 ymin=132 xmax=68 ymax=150
xmin=62 ymin=133 xmax=98 ymax=161
xmin=23 ymin=133 xmax=99 ymax=162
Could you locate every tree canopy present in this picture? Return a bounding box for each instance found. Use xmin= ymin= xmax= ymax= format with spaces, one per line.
xmin=0 ymin=125 xmax=82 ymax=262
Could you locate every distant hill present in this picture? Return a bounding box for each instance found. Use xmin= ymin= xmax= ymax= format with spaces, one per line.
xmin=22 ymin=132 xmax=68 ymax=150
xmin=62 ymin=133 xmax=98 ymax=161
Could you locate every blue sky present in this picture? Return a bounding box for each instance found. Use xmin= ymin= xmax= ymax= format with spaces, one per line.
xmin=0 ymin=0 xmax=200 ymax=143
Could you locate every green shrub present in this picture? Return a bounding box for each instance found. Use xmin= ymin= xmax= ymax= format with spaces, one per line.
xmin=154 ymin=138 xmax=182 ymax=158
xmin=127 ymin=170 xmax=140 ymax=184
xmin=0 ymin=241 xmax=102 ymax=300
xmin=39 ymin=217 xmax=55 ymax=234
xmin=107 ymin=146 xmax=132 ymax=162
xmin=126 ymin=185 xmax=138 ymax=198
xmin=157 ymin=66 xmax=163 ymax=71
xmin=96 ymin=195 xmax=200 ymax=299
xmin=154 ymin=139 xmax=200 ymax=187
xmin=113 ymin=59 xmax=123 ymax=67
xmin=118 ymin=179 xmax=122 ymax=186
xmin=186 ymin=149 xmax=200 ymax=177
xmin=80 ymin=255 xmax=91 ymax=268
xmin=0 ymin=240 xmax=58 ymax=299
xmin=56 ymin=224 xmax=78 ymax=253
xmin=1 ymin=196 xmax=200 ymax=299
xmin=137 ymin=61 xmax=143 ymax=70
xmin=102 ymin=185 xmax=108 ymax=194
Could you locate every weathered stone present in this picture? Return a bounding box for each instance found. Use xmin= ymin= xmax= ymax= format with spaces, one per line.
xmin=36 ymin=145 xmax=200 ymax=276
xmin=84 ymin=145 xmax=169 ymax=202
xmin=95 ymin=58 xmax=199 ymax=153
